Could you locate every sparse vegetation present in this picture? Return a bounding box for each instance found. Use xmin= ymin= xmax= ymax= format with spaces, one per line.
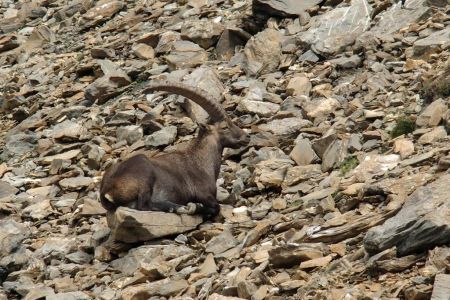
xmin=340 ymin=156 xmax=359 ymax=176
xmin=391 ymin=117 xmax=416 ymax=138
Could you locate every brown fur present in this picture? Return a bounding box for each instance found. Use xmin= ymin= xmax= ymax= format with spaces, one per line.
xmin=100 ymin=120 xmax=249 ymax=218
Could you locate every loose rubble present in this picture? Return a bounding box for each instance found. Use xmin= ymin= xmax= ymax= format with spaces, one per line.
xmin=0 ymin=0 xmax=449 ymax=299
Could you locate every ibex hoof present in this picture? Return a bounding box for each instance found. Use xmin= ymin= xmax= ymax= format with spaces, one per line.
xmin=176 ymin=202 xmax=197 ymax=215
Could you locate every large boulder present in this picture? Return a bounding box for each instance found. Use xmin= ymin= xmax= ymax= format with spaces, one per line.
xmin=107 ymin=207 xmax=203 ymax=243
xmin=252 ymin=0 xmax=322 ymax=17
xmin=370 ymin=0 xmax=431 ymax=35
xmin=364 ymin=174 xmax=450 ymax=256
xmin=297 ymin=0 xmax=372 ymax=56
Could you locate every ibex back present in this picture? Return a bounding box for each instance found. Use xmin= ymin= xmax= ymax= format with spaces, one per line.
xmin=99 ymin=81 xmax=249 ymax=219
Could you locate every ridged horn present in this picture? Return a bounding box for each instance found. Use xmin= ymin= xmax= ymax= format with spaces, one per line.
xmin=143 ymin=80 xmax=229 ymax=122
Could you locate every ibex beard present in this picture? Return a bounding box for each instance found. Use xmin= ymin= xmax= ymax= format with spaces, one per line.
xmin=99 ymin=81 xmax=250 ymax=219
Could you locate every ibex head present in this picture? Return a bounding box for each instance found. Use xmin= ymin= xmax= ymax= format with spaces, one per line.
xmin=144 ymin=80 xmax=250 ymax=149
xmin=208 ymin=119 xmax=249 ymax=148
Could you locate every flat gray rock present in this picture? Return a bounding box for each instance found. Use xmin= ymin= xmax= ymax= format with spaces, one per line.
xmin=370 ymin=0 xmax=430 ymax=35
xmin=0 ymin=219 xmax=29 ymax=255
xmin=107 ymin=207 xmax=203 ymax=243
xmin=431 ymin=274 xmax=450 ymax=300
xmin=242 ymin=28 xmax=281 ymax=76
xmin=0 ymin=180 xmax=18 ymax=198
xmin=253 ymin=0 xmax=322 ymax=17
xmin=364 ymin=174 xmax=450 ymax=256
xmin=297 ymin=0 xmax=372 ymax=56
xmin=413 ymin=29 xmax=450 ymax=58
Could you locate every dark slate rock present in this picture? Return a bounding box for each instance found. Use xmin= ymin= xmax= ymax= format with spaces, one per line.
xmin=364 ymin=174 xmax=450 ymax=256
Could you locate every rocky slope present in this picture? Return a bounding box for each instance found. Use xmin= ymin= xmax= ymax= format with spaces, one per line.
xmin=1 ymin=0 xmax=450 ymax=299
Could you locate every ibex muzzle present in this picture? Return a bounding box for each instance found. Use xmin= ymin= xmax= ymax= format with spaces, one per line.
xmin=99 ymin=81 xmax=249 ymax=219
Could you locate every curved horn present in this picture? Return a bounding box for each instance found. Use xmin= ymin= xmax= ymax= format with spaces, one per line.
xmin=143 ymin=80 xmax=229 ymax=122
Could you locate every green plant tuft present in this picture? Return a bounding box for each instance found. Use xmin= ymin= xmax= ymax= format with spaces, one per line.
xmin=340 ymin=156 xmax=359 ymax=176
xmin=391 ymin=117 xmax=416 ymax=138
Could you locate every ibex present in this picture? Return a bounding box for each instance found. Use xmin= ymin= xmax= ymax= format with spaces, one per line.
xmin=99 ymin=80 xmax=250 ymax=219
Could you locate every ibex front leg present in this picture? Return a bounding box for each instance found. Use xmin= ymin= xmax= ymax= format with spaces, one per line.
xmin=194 ymin=196 xmax=220 ymax=219
xmin=139 ymin=190 xmax=196 ymax=214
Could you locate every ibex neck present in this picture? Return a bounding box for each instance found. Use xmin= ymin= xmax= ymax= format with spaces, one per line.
xmin=190 ymin=134 xmax=223 ymax=179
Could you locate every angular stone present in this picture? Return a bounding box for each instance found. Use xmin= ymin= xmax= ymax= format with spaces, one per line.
xmin=297 ymin=0 xmax=372 ymax=56
xmin=269 ymin=244 xmax=324 ymax=268
xmin=80 ymin=198 xmax=106 ymax=216
xmin=237 ymin=280 xmax=257 ymax=299
xmin=364 ymin=174 xmax=450 ymax=256
xmin=400 ymin=150 xmax=435 ymax=167
xmin=216 ymin=28 xmax=251 ymax=60
xmin=35 ymin=237 xmax=77 ymax=260
xmin=51 ymin=120 xmax=87 ymax=140
xmin=1 ymin=133 xmax=37 ymax=162
xmin=140 ymin=260 xmax=172 ymax=281
xmin=304 ymin=98 xmax=340 ymax=120
xmin=243 ymin=221 xmax=271 ymax=247
xmin=209 ymin=294 xmax=246 ymax=300
xmin=0 ymin=35 xmax=20 ymax=52
xmin=144 ymin=126 xmax=177 ymax=147
xmin=242 ymin=28 xmax=281 ymax=76
xmin=205 ymin=229 xmax=239 ymax=255
xmin=165 ymin=41 xmax=208 ymax=70
xmin=352 ymin=154 xmax=400 ymax=181
xmin=111 ymin=244 xmax=193 ymax=275
xmin=181 ymin=19 xmax=224 ymax=49
xmin=416 ymin=99 xmax=447 ymax=127
xmin=418 ymin=126 xmax=447 ymax=145
xmin=47 ymin=291 xmax=91 ymax=300
xmin=321 ymin=139 xmax=348 ymax=172
xmin=431 ymin=274 xmax=450 ymax=300
xmin=253 ymin=0 xmax=321 ymax=17
xmin=59 ymin=177 xmax=93 ymax=191
xmin=91 ymin=47 xmax=115 ymax=59
xmin=85 ymin=76 xmax=124 ymax=105
xmin=298 ymin=50 xmax=320 ymax=63
xmin=238 ymin=99 xmax=280 ymax=117
xmin=312 ymin=133 xmax=337 ymax=159
xmin=0 ymin=163 xmax=7 ymax=177
xmin=199 ymin=253 xmax=217 ymax=275
xmin=117 ymin=125 xmax=143 ymax=145
xmin=0 ymin=219 xmax=29 ymax=255
xmin=132 ymin=43 xmax=155 ymax=60
xmin=107 ymin=207 xmax=203 ymax=243
xmin=393 ymin=138 xmax=415 ymax=159
xmin=121 ymin=279 xmax=188 ymax=299
xmin=0 ymin=180 xmax=18 ymax=198
xmin=254 ymin=158 xmax=294 ymax=189
xmin=81 ymin=0 xmax=124 ymax=29
xmin=66 ymin=251 xmax=93 ymax=264
xmin=23 ymin=287 xmax=56 ymax=300
xmin=413 ymin=29 xmax=450 ymax=58
xmin=329 ymin=55 xmax=362 ymax=69
xmin=22 ymin=199 xmax=53 ymax=220
xmin=258 ymin=118 xmax=312 ymax=137
xmin=299 ymin=255 xmax=333 ymax=269
xmin=286 ymin=75 xmax=312 ymax=97
xmin=283 ymin=164 xmax=322 ymax=187
xmin=41 ymin=150 xmax=81 ymax=165
xmin=290 ymin=139 xmax=317 ymax=166
xmin=371 ymin=0 xmax=430 ymax=35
